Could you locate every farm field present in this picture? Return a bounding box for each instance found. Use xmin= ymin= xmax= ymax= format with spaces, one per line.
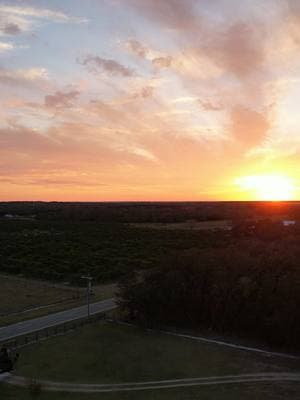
xmin=1 ymin=321 xmax=299 ymax=399
xmin=131 ymin=220 xmax=231 ymax=230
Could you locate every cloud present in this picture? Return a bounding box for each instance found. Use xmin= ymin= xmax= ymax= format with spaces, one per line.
xmin=287 ymin=0 xmax=300 ymax=21
xmin=0 ymin=4 xmax=87 ymax=36
xmin=123 ymin=0 xmax=200 ymax=32
xmin=2 ymin=23 xmax=21 ymax=35
xmin=152 ymin=56 xmax=173 ymax=68
xmin=0 ymin=121 xmax=159 ymax=183
xmin=204 ymin=22 xmax=265 ymax=80
xmin=0 ymin=67 xmax=48 ymax=86
xmin=132 ymin=86 xmax=154 ymax=99
xmin=5 ymin=177 xmax=107 ymax=187
xmin=125 ymin=39 xmax=149 ymax=58
xmin=229 ymin=106 xmax=270 ymax=147
xmin=200 ymin=99 xmax=224 ymax=111
xmin=124 ymin=3 xmax=267 ymax=90
xmin=44 ymin=90 xmax=80 ymax=109
xmin=0 ymin=41 xmax=14 ymax=52
xmin=0 ymin=4 xmax=86 ymax=24
xmin=124 ymin=38 xmax=174 ymax=71
xmin=79 ymin=55 xmax=134 ymax=77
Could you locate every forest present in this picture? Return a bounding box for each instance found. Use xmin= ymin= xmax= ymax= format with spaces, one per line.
xmin=0 ymin=217 xmax=227 ymax=283
xmin=118 ymin=236 xmax=300 ymax=352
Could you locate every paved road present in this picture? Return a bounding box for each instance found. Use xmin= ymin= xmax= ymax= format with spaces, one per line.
xmin=0 ymin=298 xmax=116 ymax=342
xmin=3 ymin=372 xmax=300 ymax=392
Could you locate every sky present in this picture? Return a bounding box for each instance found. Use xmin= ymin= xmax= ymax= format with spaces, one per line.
xmin=1 ymin=0 xmax=300 ymax=201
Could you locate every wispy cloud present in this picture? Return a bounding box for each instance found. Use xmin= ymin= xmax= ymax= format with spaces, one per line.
xmin=0 ymin=4 xmax=87 ymax=37
xmin=0 ymin=4 xmax=87 ymax=26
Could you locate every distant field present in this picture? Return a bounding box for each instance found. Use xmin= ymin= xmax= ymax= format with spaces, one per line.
xmin=1 ymin=321 xmax=298 ymax=399
xmin=131 ymin=220 xmax=231 ymax=231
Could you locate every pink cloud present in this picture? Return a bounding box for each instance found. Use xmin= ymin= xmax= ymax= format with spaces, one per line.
xmin=204 ymin=22 xmax=266 ymax=80
xmin=124 ymin=0 xmax=200 ymax=32
xmin=44 ymin=90 xmax=80 ymax=108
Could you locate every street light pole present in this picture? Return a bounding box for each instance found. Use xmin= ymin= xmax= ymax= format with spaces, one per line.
xmin=81 ymin=274 xmax=93 ymax=318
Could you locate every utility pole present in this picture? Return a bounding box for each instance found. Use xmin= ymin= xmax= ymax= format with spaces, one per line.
xmin=81 ymin=274 xmax=93 ymax=318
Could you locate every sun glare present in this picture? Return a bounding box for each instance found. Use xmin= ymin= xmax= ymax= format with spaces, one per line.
xmin=235 ymin=175 xmax=295 ymax=201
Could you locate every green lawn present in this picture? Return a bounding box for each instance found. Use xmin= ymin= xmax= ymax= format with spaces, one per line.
xmin=2 ymin=321 xmax=295 ymax=398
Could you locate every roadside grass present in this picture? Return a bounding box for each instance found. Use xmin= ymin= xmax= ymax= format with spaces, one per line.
xmin=0 ymin=274 xmax=79 ymax=315
xmin=1 ymin=382 xmax=300 ymax=400
xmin=15 ymin=322 xmax=299 ymax=383
xmin=130 ymin=220 xmax=231 ymax=231
xmin=0 ymin=275 xmax=116 ymax=327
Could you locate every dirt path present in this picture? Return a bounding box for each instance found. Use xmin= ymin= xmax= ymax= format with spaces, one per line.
xmin=2 ymin=372 xmax=300 ymax=393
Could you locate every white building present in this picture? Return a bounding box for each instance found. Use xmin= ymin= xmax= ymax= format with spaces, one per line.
xmin=282 ymin=220 xmax=296 ymax=227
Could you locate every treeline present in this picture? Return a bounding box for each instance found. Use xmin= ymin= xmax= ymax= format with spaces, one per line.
xmin=1 ymin=201 xmax=300 ymax=223
xmin=118 ymin=238 xmax=300 ymax=352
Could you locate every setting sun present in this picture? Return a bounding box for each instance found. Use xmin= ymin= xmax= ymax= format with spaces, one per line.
xmin=235 ymin=175 xmax=296 ymax=201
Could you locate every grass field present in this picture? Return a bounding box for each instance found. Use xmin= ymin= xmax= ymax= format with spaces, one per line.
xmin=0 ymin=274 xmax=80 ymax=316
xmin=1 ymin=321 xmax=297 ymax=399
xmin=0 ymin=274 xmax=116 ymax=326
